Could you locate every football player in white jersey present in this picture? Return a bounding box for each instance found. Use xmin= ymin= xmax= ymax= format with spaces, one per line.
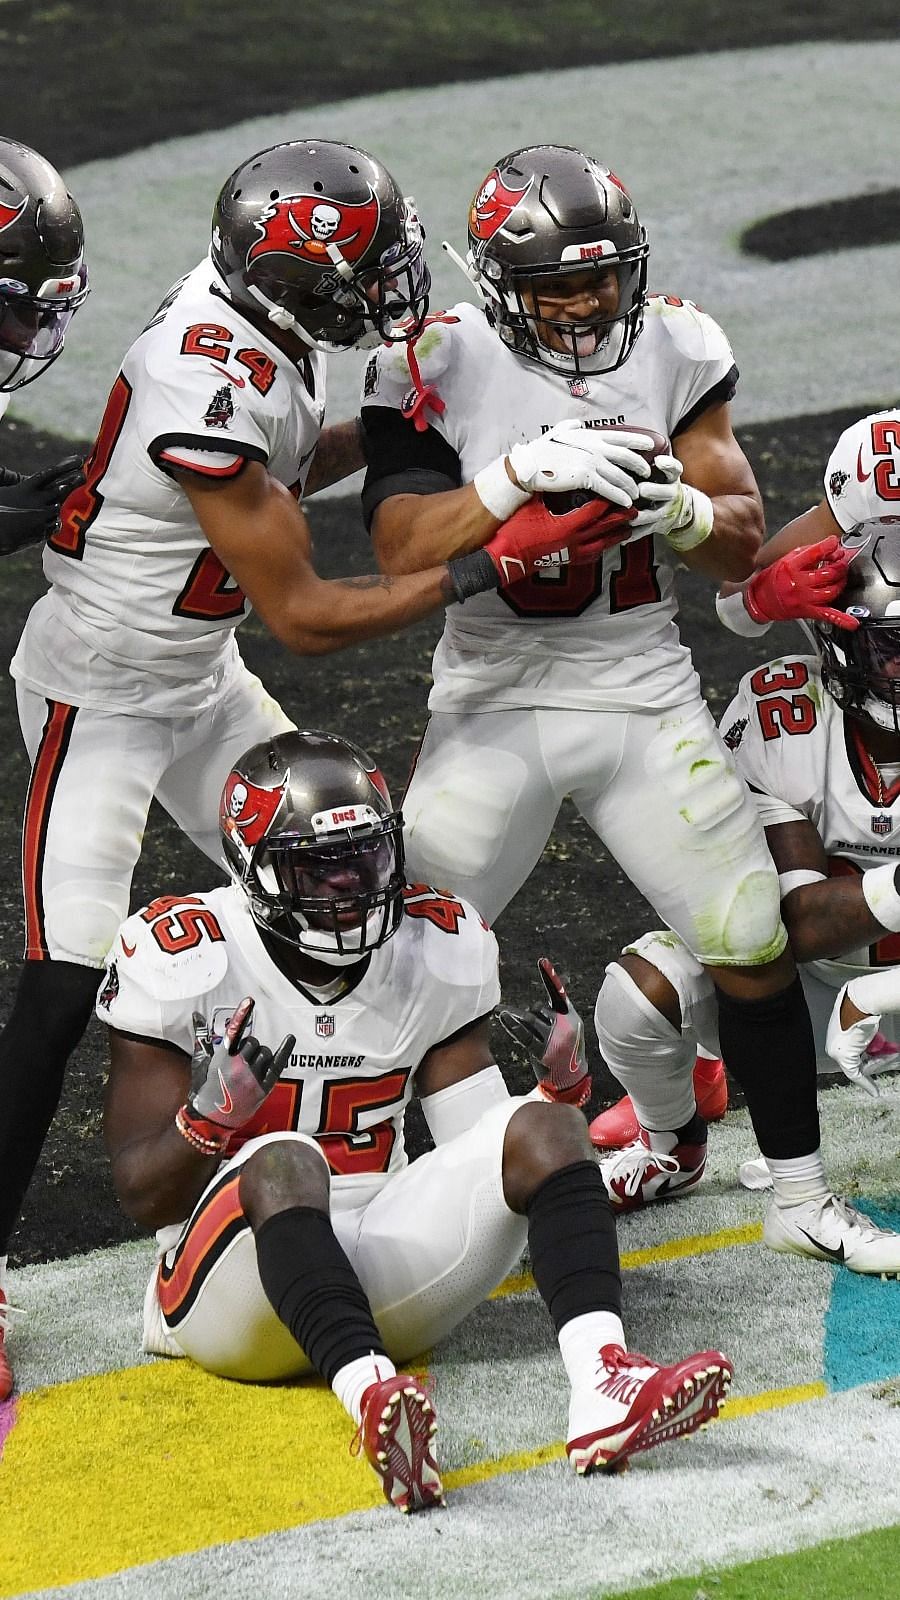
xmin=0 ymin=139 xmax=87 ymax=551
xmin=0 ymin=139 xmax=618 ymax=1397
xmin=97 ymin=731 xmax=732 ymax=1510
xmin=590 ymin=513 xmax=900 ymax=1273
xmin=360 ymin=143 xmax=837 ymax=1284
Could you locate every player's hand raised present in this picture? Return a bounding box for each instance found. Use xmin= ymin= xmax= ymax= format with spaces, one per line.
xmin=498 ymin=958 xmax=591 ymax=1107
xmin=744 ymin=536 xmax=858 ymax=629
xmin=184 ymin=997 xmax=295 ymax=1133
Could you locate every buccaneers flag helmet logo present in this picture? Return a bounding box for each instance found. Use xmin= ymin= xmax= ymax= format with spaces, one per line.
xmin=469 ymin=169 xmax=534 ymax=242
xmin=0 ymin=196 xmax=26 ymax=234
xmin=221 ymin=772 xmax=288 ymax=850
xmin=247 ymin=190 xmax=381 ymax=268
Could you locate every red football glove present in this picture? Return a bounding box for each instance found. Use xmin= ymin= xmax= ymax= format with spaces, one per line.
xmin=498 ymin=958 xmax=591 ymax=1108
xmin=744 ymin=536 xmax=858 ymax=629
xmin=484 ymin=494 xmax=636 ymax=587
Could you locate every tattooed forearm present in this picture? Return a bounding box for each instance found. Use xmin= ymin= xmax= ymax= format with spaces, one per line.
xmin=340 ymin=573 xmax=397 ymax=591
xmin=303 ymin=418 xmax=365 ymax=496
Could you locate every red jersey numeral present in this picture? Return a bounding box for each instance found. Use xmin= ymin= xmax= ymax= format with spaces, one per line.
xmin=317 ymin=1071 xmax=411 ymax=1175
xmin=173 ymin=549 xmax=247 ymax=621
xmin=403 ymin=885 xmax=466 ymax=934
xmin=235 ymin=347 xmax=277 ymax=395
xmin=228 ymin=1080 xmax=303 ymax=1151
xmin=750 ymin=660 xmax=817 ymax=741
xmin=181 ymin=324 xmax=233 ymax=362
xmin=48 ymin=373 xmax=133 ymax=559
xmin=871 ymin=418 xmax=900 ymax=502
xmin=140 ymin=894 xmax=225 ymax=954
xmin=500 ymin=538 xmax=660 ymax=619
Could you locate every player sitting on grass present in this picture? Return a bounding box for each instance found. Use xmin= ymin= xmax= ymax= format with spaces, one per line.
xmin=97 ymin=730 xmax=732 ymax=1512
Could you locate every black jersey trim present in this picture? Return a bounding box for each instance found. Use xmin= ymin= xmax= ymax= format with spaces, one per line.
xmin=149 ymin=433 xmax=267 ymax=477
xmin=671 ymin=365 xmax=739 ymax=438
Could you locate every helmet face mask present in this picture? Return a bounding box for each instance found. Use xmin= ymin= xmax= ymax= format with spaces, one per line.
xmin=465 ymin=146 xmax=648 ymax=376
xmin=211 ymin=142 xmax=430 ymax=354
xmin=0 ymin=140 xmax=88 ymax=391
xmin=815 ymin=526 xmax=900 ymax=735
xmin=220 ymin=731 xmax=405 ymax=967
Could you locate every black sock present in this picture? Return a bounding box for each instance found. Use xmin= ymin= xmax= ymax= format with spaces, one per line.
xmin=715 ymin=975 xmax=820 ymax=1159
xmin=254 ymin=1205 xmax=387 ymax=1384
xmin=0 ymin=960 xmax=100 ymax=1250
xmin=526 ymin=1161 xmax=621 ymax=1334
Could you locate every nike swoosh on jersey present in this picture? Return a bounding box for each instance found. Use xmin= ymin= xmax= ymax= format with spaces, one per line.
xmin=209 ymin=361 xmax=245 ymax=388
xmin=121 ymin=939 xmax=136 ymax=957
xmin=856 ymin=444 xmax=871 ymax=483
xmin=799 ymin=1228 xmax=845 ymax=1263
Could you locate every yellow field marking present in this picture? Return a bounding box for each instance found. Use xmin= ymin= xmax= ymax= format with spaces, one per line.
xmin=491 ymin=1221 xmax=764 ymax=1300
xmin=0 ymin=1218 xmax=814 ymax=1597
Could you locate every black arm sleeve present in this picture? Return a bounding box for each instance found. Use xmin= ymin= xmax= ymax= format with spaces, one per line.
xmin=360 ymin=405 xmax=462 ymax=530
xmin=671 ymin=365 xmax=739 ymax=439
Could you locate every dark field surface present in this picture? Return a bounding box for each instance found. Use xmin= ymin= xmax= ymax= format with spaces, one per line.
xmin=0 ymin=407 xmax=863 ymax=1265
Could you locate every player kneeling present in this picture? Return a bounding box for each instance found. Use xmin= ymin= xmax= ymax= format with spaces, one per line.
xmin=98 ymin=732 xmax=731 ymax=1510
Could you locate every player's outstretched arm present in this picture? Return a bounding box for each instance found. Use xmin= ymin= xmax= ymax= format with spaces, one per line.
xmin=767 ymin=817 xmax=900 ymax=964
xmin=104 ymin=1030 xmax=220 ymax=1230
xmin=301 ymin=418 xmax=366 ymax=497
xmin=179 ymin=463 xmax=624 ymax=654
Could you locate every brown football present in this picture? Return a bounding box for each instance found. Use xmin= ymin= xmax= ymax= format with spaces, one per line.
xmin=541 ymin=423 xmax=671 ymax=516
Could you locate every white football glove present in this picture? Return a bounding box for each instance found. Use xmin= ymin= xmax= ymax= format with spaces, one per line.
xmin=629 ymin=454 xmax=714 ymax=551
xmin=825 ymin=983 xmax=881 ymax=1099
xmin=507 ymin=420 xmax=654 ymax=509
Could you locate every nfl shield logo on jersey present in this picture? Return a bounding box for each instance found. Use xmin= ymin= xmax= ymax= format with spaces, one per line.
xmin=871 ymin=814 xmax=893 ymax=836
xmin=568 ymin=377 xmax=589 ymax=398
xmin=316 ymin=1013 xmax=336 ymax=1038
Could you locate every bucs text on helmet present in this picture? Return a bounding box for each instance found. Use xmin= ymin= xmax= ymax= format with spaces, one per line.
xmin=211 ymin=140 xmax=430 ymax=353
xmin=220 ymin=730 xmax=405 ymax=966
xmin=816 ymin=524 xmax=900 ymax=734
xmin=0 ymin=138 xmax=88 ymax=392
xmin=455 ymin=144 xmax=648 ymax=377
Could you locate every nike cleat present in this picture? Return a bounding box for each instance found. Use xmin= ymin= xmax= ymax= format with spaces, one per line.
xmin=599 ymin=1127 xmax=707 ymax=1212
xmin=764 ymin=1194 xmax=900 ymax=1276
xmin=357 ymin=1374 xmax=444 ymax=1513
xmin=589 ymin=1055 xmax=727 ymax=1149
xmin=567 ymin=1344 xmax=733 ymax=1475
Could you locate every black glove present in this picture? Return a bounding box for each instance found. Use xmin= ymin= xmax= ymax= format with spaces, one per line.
xmin=498 ymin=957 xmax=591 ymax=1107
xmin=0 ymin=455 xmax=85 ymax=554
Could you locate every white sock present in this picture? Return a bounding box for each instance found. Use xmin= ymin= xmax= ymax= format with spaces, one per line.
xmin=767 ymin=1149 xmax=830 ymax=1208
xmin=331 ymin=1351 xmax=397 ymax=1425
xmin=558 ymin=1311 xmax=626 ymax=1388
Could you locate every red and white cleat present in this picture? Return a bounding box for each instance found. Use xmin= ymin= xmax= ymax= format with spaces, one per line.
xmin=567 ymin=1344 xmax=733 ymax=1475
xmin=589 ymin=1054 xmax=728 ymax=1149
xmin=356 ymin=1375 xmax=444 ymax=1513
xmin=600 ymin=1127 xmax=707 ymax=1212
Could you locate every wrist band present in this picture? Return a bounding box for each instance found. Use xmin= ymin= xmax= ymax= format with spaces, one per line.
xmin=778 ymin=868 xmax=826 ymax=898
xmin=846 ymin=969 xmax=900 ymax=1015
xmin=472 ymin=455 xmax=530 ymax=521
xmin=861 ymin=861 xmax=900 ymax=933
xmin=175 ymin=1105 xmax=228 ymax=1156
xmin=664 ymin=486 xmax=714 ymax=552
xmin=716 ymin=586 xmax=773 ymax=637
xmin=446 ymin=548 xmax=499 ymax=602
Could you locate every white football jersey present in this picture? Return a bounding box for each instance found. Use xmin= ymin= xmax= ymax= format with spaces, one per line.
xmin=720 ymin=655 xmax=900 ymax=985
xmin=824 ymin=410 xmax=900 ymax=532
xmin=96 ymin=881 xmax=500 ymax=1208
xmin=12 ymin=257 xmax=326 ymax=717
xmin=361 ymin=296 xmax=738 ymax=713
